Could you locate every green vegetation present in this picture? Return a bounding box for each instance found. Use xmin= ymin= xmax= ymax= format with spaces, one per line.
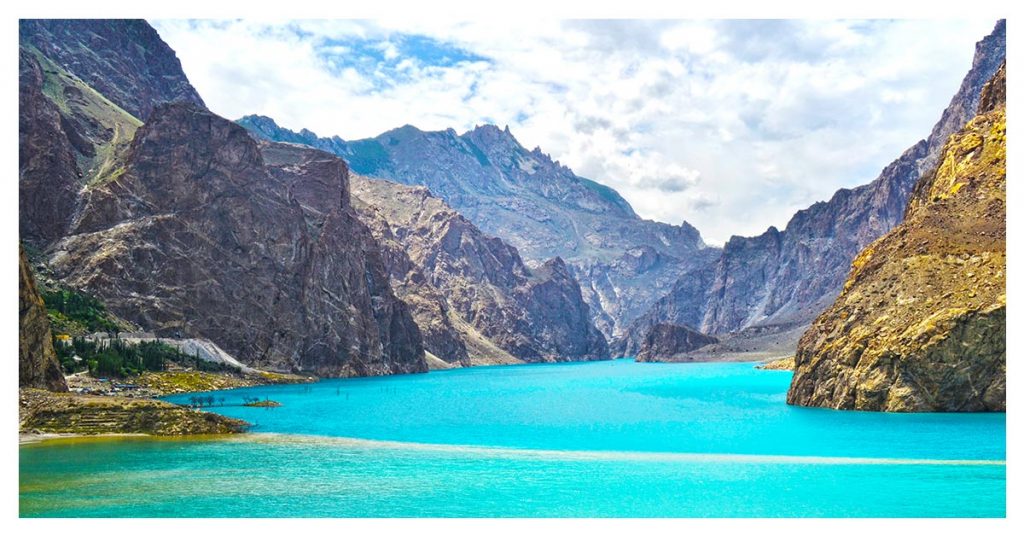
xmin=137 ymin=370 xmax=252 ymax=394
xmin=54 ymin=337 xmax=234 ymax=378
xmin=55 ymin=338 xmax=180 ymax=377
xmin=42 ymin=287 xmax=122 ymax=335
xmin=22 ymin=44 xmax=141 ymax=188
xmin=579 ymin=177 xmax=631 ymax=212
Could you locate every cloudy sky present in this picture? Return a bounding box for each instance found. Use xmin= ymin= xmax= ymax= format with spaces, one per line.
xmin=152 ymin=19 xmax=996 ymax=245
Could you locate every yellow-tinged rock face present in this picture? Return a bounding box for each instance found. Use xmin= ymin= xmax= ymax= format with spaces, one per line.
xmin=19 ymin=246 xmax=67 ymax=392
xmin=787 ymin=62 xmax=1006 ymax=412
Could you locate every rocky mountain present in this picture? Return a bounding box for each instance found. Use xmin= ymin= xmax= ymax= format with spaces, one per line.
xmin=19 ymin=246 xmax=68 ymax=392
xmin=20 ymin=19 xmax=199 ymax=248
xmin=19 ymin=19 xmax=205 ymax=121
xmin=47 ymin=103 xmax=426 ymax=377
xmin=787 ymin=62 xmax=1005 ymax=412
xmin=635 ymin=324 xmax=718 ymax=363
xmin=350 ymin=175 xmax=609 ymax=365
xmin=238 ymin=116 xmax=720 ymax=338
xmin=18 ymin=48 xmax=82 ymax=247
xmin=616 ymin=20 xmax=1006 ymax=357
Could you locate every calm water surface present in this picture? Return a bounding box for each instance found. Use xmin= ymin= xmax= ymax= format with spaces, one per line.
xmin=20 ymin=360 xmax=1005 ymax=517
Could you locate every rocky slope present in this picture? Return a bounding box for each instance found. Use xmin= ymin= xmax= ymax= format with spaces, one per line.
xmin=351 ymin=175 xmax=609 ymax=364
xmin=47 ymin=104 xmax=426 ymax=377
xmin=635 ymin=324 xmax=718 ymax=363
xmin=19 ymin=19 xmax=205 ymax=121
xmin=238 ymin=117 xmax=720 ymax=338
xmin=18 ymin=49 xmax=83 ymax=247
xmin=19 ymin=246 xmax=68 ymax=392
xmin=19 ymin=20 xmax=194 ymax=248
xmin=787 ymin=62 xmax=1006 ymax=412
xmin=617 ymin=20 xmax=1006 ymax=357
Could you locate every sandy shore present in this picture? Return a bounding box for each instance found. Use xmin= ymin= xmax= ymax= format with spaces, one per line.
xmin=19 ymin=432 xmax=149 ymax=445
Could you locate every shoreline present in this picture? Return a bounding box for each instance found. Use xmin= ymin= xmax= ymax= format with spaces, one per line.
xmin=19 ymin=430 xmax=1007 ymax=467
xmin=19 ymin=432 xmax=149 ymax=445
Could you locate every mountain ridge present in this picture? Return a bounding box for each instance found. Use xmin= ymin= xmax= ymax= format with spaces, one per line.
xmin=615 ymin=19 xmax=1006 ymax=357
xmin=48 ymin=103 xmax=428 ymax=377
xmin=787 ymin=61 xmax=1006 ymax=412
xmin=238 ymin=115 xmax=720 ymax=338
xmin=350 ymin=173 xmax=610 ymax=365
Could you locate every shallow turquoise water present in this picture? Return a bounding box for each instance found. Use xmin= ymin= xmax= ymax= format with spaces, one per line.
xmin=20 ymin=360 xmax=1005 ymax=517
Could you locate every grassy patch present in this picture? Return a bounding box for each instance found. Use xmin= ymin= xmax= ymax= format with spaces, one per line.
xmin=22 ymin=45 xmax=140 ymax=187
xmin=42 ymin=286 xmax=123 ymax=336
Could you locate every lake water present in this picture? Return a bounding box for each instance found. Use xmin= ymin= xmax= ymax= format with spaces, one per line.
xmin=19 ymin=360 xmax=1006 ymax=517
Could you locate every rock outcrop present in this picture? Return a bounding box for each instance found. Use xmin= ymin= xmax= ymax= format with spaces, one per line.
xmin=20 ymin=388 xmax=248 ymax=436
xmin=618 ymin=20 xmax=1006 ymax=356
xmin=19 ymin=19 xmax=205 ymax=121
xmin=787 ymin=62 xmax=1006 ymax=412
xmin=238 ymin=117 xmax=720 ymax=338
xmin=18 ymin=49 xmax=81 ymax=246
xmin=19 ymin=20 xmax=187 ymax=248
xmin=48 ymin=104 xmax=426 ymax=377
xmin=351 ymin=176 xmax=609 ymax=364
xmin=635 ymin=324 xmax=718 ymax=363
xmin=19 ymin=246 xmax=68 ymax=392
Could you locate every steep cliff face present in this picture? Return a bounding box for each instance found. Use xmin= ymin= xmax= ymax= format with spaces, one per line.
xmin=48 ymin=104 xmax=426 ymax=377
xmin=20 ymin=247 xmax=68 ymax=392
xmin=19 ymin=19 xmax=192 ymax=248
xmin=351 ymin=176 xmax=609 ymax=364
xmin=787 ymin=63 xmax=1005 ymax=412
xmin=618 ymin=20 xmax=1005 ymax=355
xmin=635 ymin=324 xmax=718 ymax=363
xmin=18 ymin=49 xmax=81 ymax=246
xmin=239 ymin=117 xmax=719 ymax=338
xmin=20 ymin=19 xmax=205 ymax=121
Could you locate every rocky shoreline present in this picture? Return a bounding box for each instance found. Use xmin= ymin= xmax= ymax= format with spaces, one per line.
xmin=20 ymin=368 xmax=314 ymax=441
xmin=19 ymin=387 xmax=250 ymax=440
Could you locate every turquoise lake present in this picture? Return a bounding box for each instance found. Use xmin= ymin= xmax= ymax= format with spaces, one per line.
xmin=19 ymin=360 xmax=1006 ymax=517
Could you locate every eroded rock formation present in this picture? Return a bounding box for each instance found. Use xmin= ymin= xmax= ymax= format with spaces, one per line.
xmin=351 ymin=176 xmax=609 ymax=364
xmin=617 ymin=20 xmax=1006 ymax=357
xmin=19 ymin=246 xmax=68 ymax=392
xmin=635 ymin=324 xmax=718 ymax=363
xmin=787 ymin=63 xmax=1006 ymax=412
xmin=48 ymin=104 xmax=426 ymax=377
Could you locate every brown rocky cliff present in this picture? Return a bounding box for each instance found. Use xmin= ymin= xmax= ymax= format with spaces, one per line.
xmin=20 ymin=19 xmax=205 ymax=121
xmin=351 ymin=176 xmax=609 ymax=364
xmin=19 ymin=246 xmax=68 ymax=392
xmin=49 ymin=104 xmax=426 ymax=377
xmin=617 ymin=20 xmax=1005 ymax=355
xmin=18 ymin=49 xmax=80 ymax=246
xmin=787 ymin=62 xmax=1006 ymax=412
xmin=635 ymin=324 xmax=719 ymax=363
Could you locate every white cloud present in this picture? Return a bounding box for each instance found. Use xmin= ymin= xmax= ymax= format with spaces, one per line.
xmin=151 ymin=18 xmax=997 ymax=245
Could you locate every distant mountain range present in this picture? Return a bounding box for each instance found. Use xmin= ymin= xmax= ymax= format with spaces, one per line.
xmin=237 ymin=20 xmax=1005 ymax=362
xmin=788 ymin=61 xmax=1005 ymax=412
xmin=18 ymin=17 xmax=1006 ymax=396
xmin=237 ymin=115 xmax=720 ymax=339
xmin=19 ymin=18 xmax=608 ymax=377
xmin=614 ymin=19 xmax=1005 ymax=357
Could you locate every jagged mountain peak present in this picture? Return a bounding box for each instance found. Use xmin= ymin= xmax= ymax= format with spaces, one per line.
xmin=237 ymin=113 xmax=279 ymax=128
xmin=463 ymin=123 xmax=518 ymax=144
xmin=239 ymin=113 xmax=718 ymax=338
